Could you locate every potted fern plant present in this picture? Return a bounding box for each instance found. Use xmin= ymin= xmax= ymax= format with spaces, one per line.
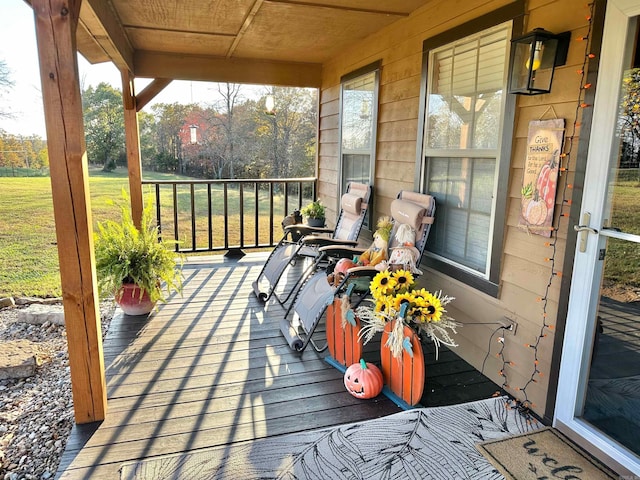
xmin=300 ymin=199 xmax=325 ymax=227
xmin=94 ymin=192 xmax=183 ymax=316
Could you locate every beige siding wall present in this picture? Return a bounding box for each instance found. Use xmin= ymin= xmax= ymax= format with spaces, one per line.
xmin=319 ymin=0 xmax=591 ymax=417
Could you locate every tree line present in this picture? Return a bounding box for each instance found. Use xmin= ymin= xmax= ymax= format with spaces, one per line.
xmin=82 ymin=82 xmax=318 ymax=179
xmin=0 ymin=60 xmax=50 ymax=172
xmin=0 ymin=131 xmax=49 ymax=171
xmin=0 ymin=56 xmax=318 ymax=180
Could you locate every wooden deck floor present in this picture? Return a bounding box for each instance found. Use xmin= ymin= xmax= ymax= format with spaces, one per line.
xmin=56 ymin=253 xmax=496 ymax=479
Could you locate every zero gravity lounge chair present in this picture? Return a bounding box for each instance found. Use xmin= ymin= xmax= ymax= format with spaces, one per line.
xmin=252 ymin=182 xmax=372 ymax=305
xmin=280 ymin=191 xmax=436 ymax=352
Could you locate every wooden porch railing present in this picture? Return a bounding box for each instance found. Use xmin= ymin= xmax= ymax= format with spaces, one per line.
xmin=141 ymin=177 xmax=317 ymax=255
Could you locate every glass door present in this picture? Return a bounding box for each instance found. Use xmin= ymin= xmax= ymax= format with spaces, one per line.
xmin=555 ymin=1 xmax=640 ymax=474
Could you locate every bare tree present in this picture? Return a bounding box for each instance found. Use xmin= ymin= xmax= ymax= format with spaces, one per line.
xmin=0 ymin=59 xmax=15 ymax=120
xmin=208 ymin=83 xmax=244 ymax=178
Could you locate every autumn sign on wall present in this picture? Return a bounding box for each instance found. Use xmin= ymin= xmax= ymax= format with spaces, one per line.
xmin=520 ymin=119 xmax=565 ymax=237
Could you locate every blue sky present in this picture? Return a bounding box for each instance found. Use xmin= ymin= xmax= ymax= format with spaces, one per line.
xmin=0 ymin=1 xmax=264 ymax=139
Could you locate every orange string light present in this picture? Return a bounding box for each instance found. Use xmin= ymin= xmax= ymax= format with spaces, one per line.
xmin=504 ymin=4 xmax=595 ymax=414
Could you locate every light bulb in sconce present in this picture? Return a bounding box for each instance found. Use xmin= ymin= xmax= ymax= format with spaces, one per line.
xmin=525 ymin=41 xmax=543 ymax=71
xmin=265 ymin=95 xmax=275 ymax=115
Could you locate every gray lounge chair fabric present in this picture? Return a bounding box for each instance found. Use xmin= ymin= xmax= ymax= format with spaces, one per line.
xmin=252 ymin=182 xmax=371 ymax=305
xmin=280 ymin=191 xmax=436 ymax=353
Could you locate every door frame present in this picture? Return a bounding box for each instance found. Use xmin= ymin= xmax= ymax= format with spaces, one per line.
xmin=554 ymin=0 xmax=640 ymax=474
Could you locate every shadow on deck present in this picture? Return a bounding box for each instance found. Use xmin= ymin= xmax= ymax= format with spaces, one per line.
xmin=56 ymin=253 xmax=497 ymax=479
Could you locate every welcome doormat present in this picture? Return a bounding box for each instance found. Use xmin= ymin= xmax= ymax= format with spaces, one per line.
xmin=476 ymin=427 xmax=618 ymax=480
xmin=120 ymin=397 xmax=539 ymax=479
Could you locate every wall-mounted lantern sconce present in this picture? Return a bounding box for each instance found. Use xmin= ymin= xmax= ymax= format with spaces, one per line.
xmin=189 ymin=124 xmax=198 ymax=144
xmin=508 ymin=28 xmax=571 ymax=95
xmin=265 ymin=95 xmax=276 ymax=115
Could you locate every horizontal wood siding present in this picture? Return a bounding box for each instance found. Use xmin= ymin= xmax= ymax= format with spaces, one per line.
xmin=319 ymin=0 xmax=592 ymax=417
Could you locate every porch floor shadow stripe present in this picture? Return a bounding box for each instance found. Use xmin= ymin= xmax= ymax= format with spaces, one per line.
xmin=100 ymin=334 xmax=315 ymax=359
xmin=60 ymin=401 xmax=396 ymax=473
xmin=104 ymin=344 xmax=312 ymax=376
xmin=57 ymin=254 xmax=499 ymax=480
xmin=104 ymin=352 xmax=329 ymax=384
xmin=100 ymin=329 xmax=330 ymax=358
xmin=71 ymin=389 xmax=383 ymax=450
xmin=106 ymin=358 xmax=332 ymax=399
xmin=64 ymin=387 xmax=376 ymax=454
xmin=64 ymin=375 xmax=351 ymax=451
xmin=103 ymin=315 xmax=308 ymax=344
xmin=76 ymin=379 xmax=350 ymax=435
xmin=104 ymin=368 xmax=346 ymax=414
xmin=105 ymin=354 xmax=333 ymax=394
xmin=107 ymin=343 xmax=304 ymax=374
xmin=98 ymin=327 xmax=301 ymax=350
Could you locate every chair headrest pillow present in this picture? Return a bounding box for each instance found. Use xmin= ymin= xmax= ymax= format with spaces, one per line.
xmin=341 ymin=193 xmax=363 ymax=215
xmin=391 ymin=199 xmax=427 ymax=231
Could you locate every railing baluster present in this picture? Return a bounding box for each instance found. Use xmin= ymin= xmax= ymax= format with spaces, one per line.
xmin=223 ymin=182 xmax=229 ymax=249
xmin=155 ymin=183 xmax=162 ymax=235
xmin=284 ymin=182 xmax=289 ymax=216
xmin=173 ymin=183 xmax=179 ymax=253
xmin=190 ymin=183 xmax=196 ymax=251
xmin=269 ymin=182 xmax=274 ymax=246
xmin=207 ymin=183 xmax=212 ymax=251
xmin=239 ymin=183 xmax=244 ymax=248
xmin=254 ymin=182 xmax=259 ymax=247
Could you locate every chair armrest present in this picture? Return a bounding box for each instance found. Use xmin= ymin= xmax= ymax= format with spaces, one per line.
xmin=345 ymin=265 xmax=380 ymax=277
xmin=318 ymin=244 xmax=364 ymax=258
xmin=284 ymin=224 xmax=334 ymax=237
xmin=301 ymin=236 xmax=358 ymax=247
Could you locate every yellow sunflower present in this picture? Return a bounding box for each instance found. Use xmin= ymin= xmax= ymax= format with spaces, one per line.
xmin=374 ymin=295 xmax=392 ymax=314
xmin=370 ymin=270 xmax=397 ymax=297
xmin=392 ymin=270 xmax=415 ymax=292
xmin=391 ymin=292 xmax=416 ymax=313
xmin=418 ymin=291 xmax=444 ymax=322
xmin=411 ymin=288 xmax=431 ymax=305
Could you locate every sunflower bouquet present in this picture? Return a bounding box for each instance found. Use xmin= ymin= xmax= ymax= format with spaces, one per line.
xmin=356 ymin=269 xmax=459 ymax=359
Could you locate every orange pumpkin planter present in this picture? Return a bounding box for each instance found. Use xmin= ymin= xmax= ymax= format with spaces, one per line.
xmin=344 ymin=359 xmax=384 ymax=399
xmin=380 ymin=322 xmax=425 ymax=406
xmin=326 ymin=298 xmax=363 ymax=368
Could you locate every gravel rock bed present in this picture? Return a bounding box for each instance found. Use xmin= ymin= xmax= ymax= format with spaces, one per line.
xmin=0 ymin=300 xmax=115 ymax=480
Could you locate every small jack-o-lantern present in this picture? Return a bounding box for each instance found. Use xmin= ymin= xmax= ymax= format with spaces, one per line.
xmin=344 ymin=359 xmax=383 ymax=399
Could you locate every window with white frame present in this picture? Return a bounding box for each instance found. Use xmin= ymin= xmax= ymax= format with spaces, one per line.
xmin=420 ymin=13 xmax=519 ymax=295
xmin=339 ymin=62 xmax=379 ymax=225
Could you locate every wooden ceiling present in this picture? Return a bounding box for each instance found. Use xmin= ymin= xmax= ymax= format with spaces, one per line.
xmin=76 ymin=0 xmax=432 ymax=87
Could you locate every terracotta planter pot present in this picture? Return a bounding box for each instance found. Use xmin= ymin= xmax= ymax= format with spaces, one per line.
xmin=116 ymin=283 xmax=156 ymax=316
xmin=326 ymin=298 xmax=363 ymax=368
xmin=380 ymin=322 xmax=425 ymax=406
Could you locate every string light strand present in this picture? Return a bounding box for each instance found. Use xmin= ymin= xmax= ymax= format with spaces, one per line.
xmin=507 ymin=2 xmax=596 ymax=415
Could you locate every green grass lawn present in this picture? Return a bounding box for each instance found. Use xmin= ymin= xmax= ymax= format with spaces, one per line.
xmin=0 ymin=167 xmax=310 ymax=297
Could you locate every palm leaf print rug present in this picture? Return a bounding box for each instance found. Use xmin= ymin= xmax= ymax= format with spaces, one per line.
xmin=120 ymin=397 xmax=540 ymax=480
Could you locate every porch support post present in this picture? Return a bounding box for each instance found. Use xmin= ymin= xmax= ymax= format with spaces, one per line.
xmin=32 ymin=0 xmax=107 ymax=423
xmin=121 ymin=69 xmax=144 ymax=227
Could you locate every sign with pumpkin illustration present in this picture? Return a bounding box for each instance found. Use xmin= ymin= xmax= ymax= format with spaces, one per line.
xmin=519 ymin=118 xmax=565 ymax=237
